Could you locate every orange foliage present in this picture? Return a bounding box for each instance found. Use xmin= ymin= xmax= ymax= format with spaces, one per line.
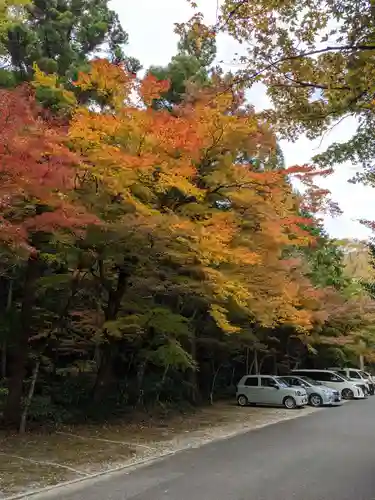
xmin=0 ymin=85 xmax=97 ymax=252
xmin=68 ymin=59 xmax=329 ymax=332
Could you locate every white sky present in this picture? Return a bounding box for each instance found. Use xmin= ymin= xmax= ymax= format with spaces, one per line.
xmin=110 ymin=0 xmax=374 ymax=241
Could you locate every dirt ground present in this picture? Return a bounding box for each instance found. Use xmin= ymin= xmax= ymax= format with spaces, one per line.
xmin=0 ymin=403 xmax=317 ymax=498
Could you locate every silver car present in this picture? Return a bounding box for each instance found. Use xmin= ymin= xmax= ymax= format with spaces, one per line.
xmin=236 ymin=375 xmax=308 ymax=409
xmin=278 ymin=375 xmax=341 ymax=407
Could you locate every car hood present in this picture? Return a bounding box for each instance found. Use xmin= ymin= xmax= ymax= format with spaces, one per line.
xmin=292 ymin=389 xmax=307 ymax=396
xmin=318 ymin=386 xmax=337 ymax=394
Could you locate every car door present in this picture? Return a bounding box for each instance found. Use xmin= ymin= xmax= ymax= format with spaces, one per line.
xmin=260 ymin=377 xmax=281 ymax=405
xmin=312 ymin=371 xmax=334 ymax=389
xmin=290 ymin=377 xmax=311 ymax=397
xmin=349 ymin=370 xmax=361 ymax=383
xmin=323 ymin=372 xmax=346 ymax=391
xmin=243 ymin=376 xmax=260 ymax=402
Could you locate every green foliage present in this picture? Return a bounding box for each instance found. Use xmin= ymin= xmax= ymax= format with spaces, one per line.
xmin=0 ymin=0 xmax=141 ymax=89
xmin=175 ymin=12 xmax=217 ymax=67
xmin=148 ymin=13 xmax=216 ymax=109
xmin=149 ymin=54 xmax=211 ymax=108
xmin=148 ymin=340 xmax=195 ymax=371
xmin=219 ymin=0 xmax=375 ymax=183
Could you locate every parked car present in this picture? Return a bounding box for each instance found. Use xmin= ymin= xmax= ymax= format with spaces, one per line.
xmin=363 ymin=371 xmax=375 ymax=395
xmin=291 ymin=369 xmax=365 ymax=399
xmin=236 ymin=375 xmax=308 ymax=409
xmin=329 ymin=367 xmax=373 ymax=395
xmin=278 ymin=375 xmax=341 ymax=407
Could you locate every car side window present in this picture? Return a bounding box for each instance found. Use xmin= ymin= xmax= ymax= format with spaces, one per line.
xmin=306 ymin=372 xmax=319 ymax=381
xmin=244 ymin=377 xmax=258 ymax=387
xmin=291 ymin=378 xmax=301 ymax=386
xmin=349 ymin=371 xmax=360 ymax=379
xmin=329 ymin=373 xmax=342 ymax=382
xmin=315 ymin=372 xmax=335 ymax=382
xmin=261 ymin=377 xmax=277 ymax=387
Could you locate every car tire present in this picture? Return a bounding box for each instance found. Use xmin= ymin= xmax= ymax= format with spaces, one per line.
xmin=283 ymin=396 xmax=297 ymax=409
xmin=309 ymin=393 xmax=323 ymax=407
xmin=342 ymin=388 xmax=354 ymax=400
xmin=237 ymin=395 xmax=249 ymax=407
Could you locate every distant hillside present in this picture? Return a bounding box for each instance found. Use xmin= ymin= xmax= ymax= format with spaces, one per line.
xmin=337 ymin=239 xmax=375 ymax=280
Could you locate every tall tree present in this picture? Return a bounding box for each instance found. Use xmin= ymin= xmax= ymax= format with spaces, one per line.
xmin=0 ymin=0 xmax=140 ymax=86
xmin=219 ymin=0 xmax=375 ymax=183
xmin=0 ymin=84 xmax=97 ymax=428
xmin=149 ymin=13 xmax=216 ymax=108
xmin=66 ymin=60 xmax=325 ymax=391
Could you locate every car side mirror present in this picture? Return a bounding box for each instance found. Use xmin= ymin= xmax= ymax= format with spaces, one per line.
xmin=274 ymin=385 xmax=280 ymax=390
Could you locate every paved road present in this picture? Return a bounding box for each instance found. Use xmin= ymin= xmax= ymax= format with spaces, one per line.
xmin=37 ymin=398 xmax=375 ymax=500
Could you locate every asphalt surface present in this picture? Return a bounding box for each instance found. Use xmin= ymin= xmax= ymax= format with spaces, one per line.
xmin=37 ymin=398 xmax=375 ymax=500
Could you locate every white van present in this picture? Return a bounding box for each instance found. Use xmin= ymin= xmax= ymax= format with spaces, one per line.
xmin=292 ymin=369 xmax=365 ymax=399
xmin=329 ymin=368 xmax=372 ymax=395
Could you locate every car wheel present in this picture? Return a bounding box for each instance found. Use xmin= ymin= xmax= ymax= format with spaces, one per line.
xmin=237 ymin=395 xmax=249 ymax=407
xmin=309 ymin=393 xmax=323 ymax=407
xmin=342 ymin=388 xmax=354 ymax=400
xmin=283 ymin=396 xmax=297 ymax=409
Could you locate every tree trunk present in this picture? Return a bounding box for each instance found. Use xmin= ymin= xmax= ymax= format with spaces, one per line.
xmin=254 ymin=350 xmax=259 ymax=374
xmin=156 ymin=365 xmax=169 ymax=403
xmin=246 ymin=347 xmax=250 ymax=374
xmin=93 ymin=344 xmax=115 ymax=403
xmin=93 ymin=264 xmax=130 ymax=402
xmin=1 ymin=343 xmax=6 ymax=380
xmin=188 ymin=329 xmax=199 ymax=404
xmin=230 ymin=365 xmax=236 ymax=387
xmin=3 ymin=256 xmax=40 ymax=429
xmin=1 ymin=280 xmax=13 ymax=380
xmin=136 ymin=361 xmax=147 ymax=407
xmin=359 ymin=355 xmax=365 ymax=371
xmin=19 ymin=359 xmax=40 ymax=434
xmin=209 ymin=364 xmax=223 ymax=405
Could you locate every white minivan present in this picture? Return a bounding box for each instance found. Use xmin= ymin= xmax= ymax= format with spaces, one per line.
xmin=236 ymin=375 xmax=308 ymax=409
xmin=329 ymin=367 xmax=373 ymax=395
xmin=292 ymin=369 xmax=365 ymax=399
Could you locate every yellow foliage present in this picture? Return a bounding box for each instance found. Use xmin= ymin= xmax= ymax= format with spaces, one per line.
xmin=68 ymin=59 xmax=322 ymax=334
xmin=32 ymin=63 xmax=77 ymax=107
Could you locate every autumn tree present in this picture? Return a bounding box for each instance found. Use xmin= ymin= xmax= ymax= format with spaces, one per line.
xmin=61 ymin=59 xmax=327 ymax=399
xmin=0 ymin=84 xmax=97 ymax=428
xmin=148 ymin=13 xmax=216 ymax=109
xmin=0 ymin=0 xmax=29 ymax=51
xmin=218 ymin=0 xmax=375 ymax=183
xmin=0 ymin=57 xmax=350 ymax=428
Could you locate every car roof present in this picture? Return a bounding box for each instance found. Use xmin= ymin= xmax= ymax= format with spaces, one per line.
xmin=292 ymin=369 xmax=335 ymax=373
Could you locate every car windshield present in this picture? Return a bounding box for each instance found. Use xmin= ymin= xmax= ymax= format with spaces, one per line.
xmin=276 ymin=379 xmax=290 ymax=388
xmin=297 ymin=377 xmax=315 ymax=386
xmin=336 ymin=373 xmax=349 ymax=381
xmin=359 ymin=371 xmax=368 ymax=378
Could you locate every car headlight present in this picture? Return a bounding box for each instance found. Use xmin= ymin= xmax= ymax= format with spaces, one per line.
xmin=296 ymin=390 xmax=304 ymax=396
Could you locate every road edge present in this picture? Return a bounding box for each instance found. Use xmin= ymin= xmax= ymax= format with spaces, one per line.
xmin=4 ymin=406 xmax=322 ymax=500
